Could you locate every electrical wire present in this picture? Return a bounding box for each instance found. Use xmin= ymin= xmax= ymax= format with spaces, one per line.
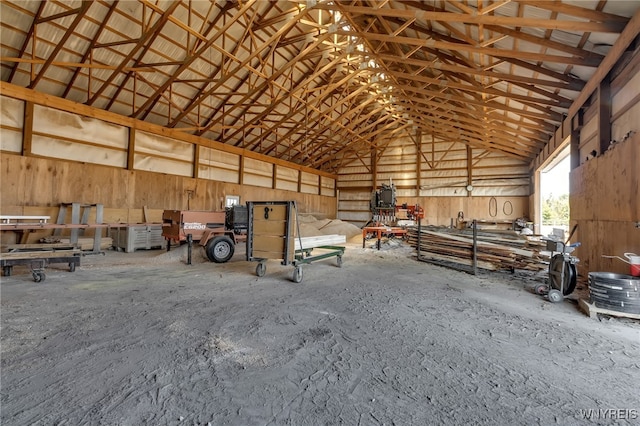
xmin=489 ymin=197 xmax=498 ymax=217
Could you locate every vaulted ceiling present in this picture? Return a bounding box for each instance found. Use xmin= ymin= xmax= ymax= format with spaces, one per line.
xmin=1 ymin=1 xmax=638 ymax=173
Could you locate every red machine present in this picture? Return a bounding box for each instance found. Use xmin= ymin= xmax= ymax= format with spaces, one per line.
xmin=162 ymin=206 xmax=247 ymax=263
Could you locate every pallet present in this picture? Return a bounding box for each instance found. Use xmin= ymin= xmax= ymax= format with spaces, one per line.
xmin=578 ymin=298 xmax=640 ymax=320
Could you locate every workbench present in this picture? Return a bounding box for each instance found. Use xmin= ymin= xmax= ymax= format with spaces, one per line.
xmin=362 ymin=226 xmax=408 ymax=250
xmin=1 ymin=215 xmax=106 ymax=281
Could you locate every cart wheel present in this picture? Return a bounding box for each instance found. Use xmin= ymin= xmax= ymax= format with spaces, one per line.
xmin=336 ymin=255 xmax=343 ymax=268
xmin=292 ymin=266 xmax=303 ymax=283
xmin=3 ymin=266 xmax=12 ymax=277
xmin=535 ymin=283 xmax=548 ymax=295
xmin=33 ymin=271 xmax=46 ymax=283
xmin=256 ymin=262 xmax=266 ymax=277
xmin=69 ymin=262 xmax=76 ymax=272
xmin=548 ymin=289 xmax=563 ymax=303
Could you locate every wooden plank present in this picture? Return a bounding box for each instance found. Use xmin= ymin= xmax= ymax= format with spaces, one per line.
xmin=5 ymin=243 xmax=75 ymax=250
xmin=1 ymin=250 xmax=81 ymax=260
xmin=252 ymin=221 xmax=287 ymax=234
xmin=250 ymin=250 xmax=288 ymax=260
xmin=252 ymin=236 xmax=286 ymax=253
xmin=317 ymin=4 xmax=628 ymax=32
xmin=252 ymin=204 xmax=289 ymax=221
xmin=295 ymin=234 xmax=346 ymax=250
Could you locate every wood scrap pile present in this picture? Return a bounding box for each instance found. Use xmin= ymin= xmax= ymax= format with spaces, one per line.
xmin=407 ymin=226 xmax=548 ymax=272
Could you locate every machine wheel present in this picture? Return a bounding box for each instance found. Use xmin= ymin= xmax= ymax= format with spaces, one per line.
xmin=336 ymin=255 xmax=343 ymax=268
xmin=32 ymin=271 xmax=46 ymax=283
xmin=256 ymin=262 xmax=266 ymax=277
xmin=548 ymin=289 xmax=563 ymax=303
xmin=535 ymin=283 xmax=549 ymax=295
xmin=292 ymin=266 xmax=303 ymax=283
xmin=205 ymin=236 xmax=235 ymax=263
xmin=549 ymin=254 xmax=577 ymax=295
xmin=69 ymin=262 xmax=76 ymax=272
xmin=3 ymin=266 xmax=12 ymax=277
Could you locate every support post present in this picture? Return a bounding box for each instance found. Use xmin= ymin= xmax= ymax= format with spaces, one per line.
xmin=472 ymin=219 xmax=478 ymax=275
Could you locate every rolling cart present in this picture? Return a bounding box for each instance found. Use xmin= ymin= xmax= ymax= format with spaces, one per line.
xmin=1 ymin=245 xmax=81 ymax=282
xmin=536 ymin=227 xmax=580 ymax=303
xmin=246 ymin=201 xmax=345 ymax=283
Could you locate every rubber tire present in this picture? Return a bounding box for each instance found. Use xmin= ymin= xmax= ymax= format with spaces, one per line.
xmin=292 ymin=266 xmax=303 ymax=283
xmin=33 ymin=271 xmax=45 ymax=283
xmin=256 ymin=262 xmax=266 ymax=277
xmin=337 ymin=255 xmax=343 ymax=268
xmin=205 ymin=236 xmax=235 ymax=263
xmin=69 ymin=262 xmax=76 ymax=272
xmin=535 ymin=284 xmax=549 ymax=295
xmin=548 ymin=289 xmax=563 ymax=303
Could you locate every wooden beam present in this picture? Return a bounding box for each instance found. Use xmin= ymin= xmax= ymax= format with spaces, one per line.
xmin=531 ymin=8 xmax=640 ymax=170
xmin=86 ymin=1 xmax=181 ymax=106
xmin=597 ymin=77 xmax=612 ymax=155
xmin=338 ymin=31 xmax=601 ymax=66
xmin=133 ymin=0 xmax=259 ymax=119
xmin=62 ymin=0 xmax=120 ymax=99
xmin=513 ymin=0 xmax=630 ymax=25
xmin=168 ymin=5 xmax=313 ymax=126
xmin=22 ymin=101 xmax=33 ymax=156
xmin=7 ymin=1 xmax=46 ymax=84
xmin=127 ymin=127 xmax=135 ymax=170
xmin=28 ymin=1 xmax=93 ymax=89
xmin=314 ymin=4 xmax=628 ymax=32
xmin=467 ymin=145 xmax=472 ymax=197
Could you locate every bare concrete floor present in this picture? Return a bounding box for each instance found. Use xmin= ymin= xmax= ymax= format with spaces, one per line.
xmin=1 ymin=240 xmax=639 ymax=425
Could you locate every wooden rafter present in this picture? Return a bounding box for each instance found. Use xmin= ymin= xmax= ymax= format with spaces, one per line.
xmin=0 ymin=0 xmax=636 ymax=169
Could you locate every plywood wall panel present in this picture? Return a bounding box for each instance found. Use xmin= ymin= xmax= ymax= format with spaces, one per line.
xmin=0 ymin=155 xmax=337 ymax=243
xmin=570 ymin=133 xmax=640 ymax=276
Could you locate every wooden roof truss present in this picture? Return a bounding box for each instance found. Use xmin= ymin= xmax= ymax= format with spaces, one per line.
xmin=1 ymin=0 xmax=637 ymax=173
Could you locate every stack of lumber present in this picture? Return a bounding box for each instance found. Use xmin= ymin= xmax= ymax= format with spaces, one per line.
xmin=407 ymin=227 xmax=547 ymax=272
xmin=41 ymin=236 xmax=113 ymax=251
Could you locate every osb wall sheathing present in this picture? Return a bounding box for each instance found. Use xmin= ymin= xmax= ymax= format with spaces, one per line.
xmin=0 ymin=154 xmax=336 ymax=245
xmin=570 ymin=133 xmax=640 ymax=277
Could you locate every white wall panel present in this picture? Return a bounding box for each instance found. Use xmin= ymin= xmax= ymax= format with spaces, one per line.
xmin=136 ymin=131 xmax=193 ymax=163
xmin=612 ymin=70 xmax=640 ymax=117
xmin=320 ymin=176 xmax=335 ymax=196
xmin=243 ymin=157 xmax=272 ymax=188
xmin=276 ymin=166 xmax=298 ymax=191
xmin=612 ymin=102 xmax=640 ymax=143
xmin=0 ymin=128 xmax=22 ymax=153
xmin=0 ymin=95 xmax=24 ymax=128
xmin=198 ymin=146 xmax=240 ymax=182
xmin=32 ymin=134 xmax=127 ymax=167
xmin=134 ymin=154 xmax=193 ymax=176
xmin=300 ymin=171 xmax=318 ymax=194
xmin=34 ymin=105 xmax=128 ymax=150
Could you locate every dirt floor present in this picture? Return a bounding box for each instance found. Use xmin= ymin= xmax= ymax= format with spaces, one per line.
xmin=1 ymin=238 xmax=639 ymax=425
